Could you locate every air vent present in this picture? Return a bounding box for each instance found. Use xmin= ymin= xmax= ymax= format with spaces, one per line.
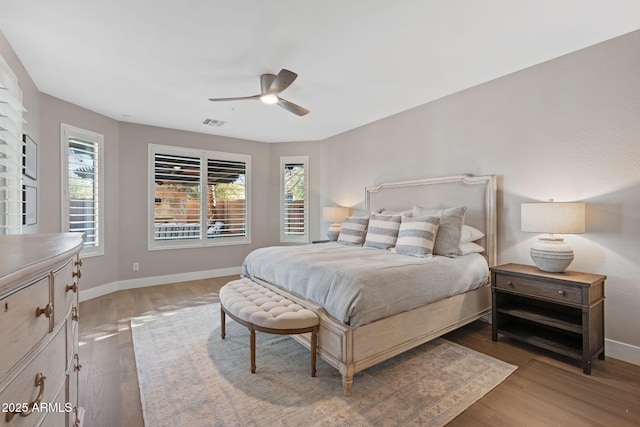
xmin=202 ymin=118 xmax=225 ymax=127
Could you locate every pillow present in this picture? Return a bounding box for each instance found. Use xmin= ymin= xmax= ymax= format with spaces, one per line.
xmin=337 ymin=216 xmax=369 ymax=246
xmin=363 ymin=213 xmax=402 ymax=249
xmin=458 ymin=241 xmax=485 ymax=256
xmin=460 ymin=225 xmax=485 ymax=244
xmin=391 ymin=215 xmax=440 ymax=257
xmin=412 ymin=206 xmax=467 ymax=257
xmin=380 ymin=208 xmax=412 ymax=216
xmin=352 ymin=208 xmax=380 ymax=217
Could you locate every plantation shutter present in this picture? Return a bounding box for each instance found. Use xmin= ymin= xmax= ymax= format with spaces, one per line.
xmin=0 ymin=55 xmax=25 ymax=234
xmin=207 ymin=158 xmax=247 ymax=238
xmin=67 ymin=137 xmax=100 ymax=246
xmin=280 ymin=156 xmax=308 ymax=243
xmin=153 ymin=152 xmax=202 ymax=241
xmin=149 ymin=144 xmax=250 ymax=249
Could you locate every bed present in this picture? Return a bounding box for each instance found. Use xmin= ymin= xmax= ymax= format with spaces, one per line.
xmin=243 ymin=174 xmax=497 ymax=396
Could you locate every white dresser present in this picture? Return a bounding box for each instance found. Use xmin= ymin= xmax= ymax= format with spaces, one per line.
xmin=0 ymin=233 xmax=84 ymax=427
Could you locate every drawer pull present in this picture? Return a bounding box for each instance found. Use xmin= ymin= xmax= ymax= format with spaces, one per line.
xmin=506 ymin=281 xmax=514 ymax=287
xmin=66 ymin=282 xmax=78 ymax=293
xmin=72 ymin=306 xmax=80 ymax=322
xmin=73 ymin=270 xmax=82 ymax=279
xmin=558 ymin=290 xmax=566 ymax=296
xmin=5 ymin=373 xmax=46 ymax=422
xmin=75 ymin=259 xmax=83 ymax=268
xmin=35 ymin=303 xmax=53 ymax=318
xmin=74 ymin=353 xmax=82 ymax=372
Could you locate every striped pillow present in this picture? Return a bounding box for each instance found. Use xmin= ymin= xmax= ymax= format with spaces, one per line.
xmin=391 ymin=215 xmax=440 ymax=257
xmin=364 ymin=213 xmax=402 ymax=249
xmin=337 ymin=216 xmax=369 ymax=246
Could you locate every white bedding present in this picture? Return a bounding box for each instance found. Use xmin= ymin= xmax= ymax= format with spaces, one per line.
xmin=242 ymin=242 xmax=489 ymax=327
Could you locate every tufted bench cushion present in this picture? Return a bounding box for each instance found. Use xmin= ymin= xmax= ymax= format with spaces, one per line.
xmin=219 ymin=278 xmax=319 ymax=330
xmin=219 ymin=277 xmax=319 ymax=376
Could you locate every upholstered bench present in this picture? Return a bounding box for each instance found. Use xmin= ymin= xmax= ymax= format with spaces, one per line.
xmin=219 ymin=278 xmax=320 ymax=376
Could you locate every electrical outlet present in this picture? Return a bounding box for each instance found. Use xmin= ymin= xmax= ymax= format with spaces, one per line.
xmin=133 ymin=262 xmax=140 ymax=271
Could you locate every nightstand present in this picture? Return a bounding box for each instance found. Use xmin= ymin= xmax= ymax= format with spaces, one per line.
xmin=490 ymin=263 xmax=606 ymax=374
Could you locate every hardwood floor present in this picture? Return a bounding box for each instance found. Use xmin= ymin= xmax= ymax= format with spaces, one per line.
xmin=79 ymin=277 xmax=640 ymax=427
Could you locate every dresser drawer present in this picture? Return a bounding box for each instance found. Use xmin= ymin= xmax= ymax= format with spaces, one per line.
xmin=0 ymin=278 xmax=51 ymax=381
xmin=0 ymin=326 xmax=66 ymax=426
xmin=53 ymin=259 xmax=75 ymax=328
xmin=494 ymin=273 xmax=582 ymax=304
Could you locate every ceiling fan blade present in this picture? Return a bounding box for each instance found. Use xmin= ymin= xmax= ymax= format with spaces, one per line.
xmin=277 ymin=98 xmax=310 ymax=116
xmin=208 ymin=95 xmax=260 ymax=102
xmin=266 ymin=69 xmax=298 ymax=94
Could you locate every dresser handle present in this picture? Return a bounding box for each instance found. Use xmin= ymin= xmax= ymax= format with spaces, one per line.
xmin=75 ymin=259 xmax=83 ymax=268
xmin=558 ymin=290 xmax=566 ymax=296
xmin=506 ymin=281 xmax=514 ymax=287
xmin=73 ymin=270 xmax=82 ymax=279
xmin=5 ymin=373 xmax=46 ymax=422
xmin=35 ymin=303 xmax=53 ymax=318
xmin=74 ymin=353 xmax=82 ymax=372
xmin=66 ymin=283 xmax=78 ymax=293
xmin=72 ymin=306 xmax=80 ymax=322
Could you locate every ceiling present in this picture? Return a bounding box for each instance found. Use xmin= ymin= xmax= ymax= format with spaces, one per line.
xmin=1 ymin=1 xmax=640 ymax=143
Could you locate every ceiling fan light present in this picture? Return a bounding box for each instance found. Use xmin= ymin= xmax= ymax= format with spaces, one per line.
xmin=260 ymin=94 xmax=279 ymax=104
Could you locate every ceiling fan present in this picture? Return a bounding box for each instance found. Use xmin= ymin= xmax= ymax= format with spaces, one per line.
xmin=208 ymin=69 xmax=309 ymax=116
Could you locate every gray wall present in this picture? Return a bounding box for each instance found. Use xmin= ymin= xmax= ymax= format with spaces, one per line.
xmin=116 ymin=123 xmax=272 ymax=281
xmin=2 ymin=28 xmax=639 ymax=361
xmin=316 ymin=30 xmax=640 ymax=356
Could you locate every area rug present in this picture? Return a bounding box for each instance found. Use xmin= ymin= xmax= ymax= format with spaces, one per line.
xmin=131 ymin=303 xmax=516 ymax=426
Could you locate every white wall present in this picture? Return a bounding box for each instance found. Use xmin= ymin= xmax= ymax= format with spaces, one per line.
xmin=315 ymin=30 xmax=640 ymax=362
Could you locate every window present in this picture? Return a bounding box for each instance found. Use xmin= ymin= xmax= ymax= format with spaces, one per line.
xmin=0 ymin=54 xmax=25 ymax=234
xmin=280 ymin=156 xmax=308 ymax=243
xmin=61 ymin=124 xmax=104 ymax=257
xmin=149 ymin=144 xmax=250 ymax=249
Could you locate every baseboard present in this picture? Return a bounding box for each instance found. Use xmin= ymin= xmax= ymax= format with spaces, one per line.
xmin=606 ymin=338 xmax=640 ymax=366
xmin=78 ymin=266 xmax=242 ymax=302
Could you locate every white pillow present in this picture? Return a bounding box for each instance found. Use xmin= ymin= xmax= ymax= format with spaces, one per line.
xmin=391 ymin=215 xmax=440 ymax=257
xmin=458 ymin=241 xmax=485 ymax=256
xmin=460 ymin=225 xmax=485 ymax=244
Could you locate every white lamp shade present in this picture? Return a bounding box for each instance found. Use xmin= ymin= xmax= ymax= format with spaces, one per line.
xmin=323 ymin=206 xmax=351 ymax=223
xmin=521 ymin=202 xmax=585 ymax=234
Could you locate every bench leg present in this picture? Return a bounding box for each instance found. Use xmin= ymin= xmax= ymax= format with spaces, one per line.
xmin=220 ymin=307 xmax=226 ymax=339
xmin=250 ymin=325 xmax=256 ymax=374
xmin=310 ymin=326 xmax=318 ymax=377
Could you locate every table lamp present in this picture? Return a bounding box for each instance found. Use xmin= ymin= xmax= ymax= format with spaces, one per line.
xmin=521 ymin=201 xmax=585 ymax=272
xmin=323 ymin=207 xmax=351 ymax=241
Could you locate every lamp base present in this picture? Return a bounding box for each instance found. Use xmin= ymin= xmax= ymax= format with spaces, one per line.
xmin=530 ymin=235 xmax=574 ymax=273
xmin=327 ymin=223 xmax=341 ymax=241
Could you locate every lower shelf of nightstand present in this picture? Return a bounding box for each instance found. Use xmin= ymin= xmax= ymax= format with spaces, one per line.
xmin=497 ymin=322 xmax=582 ymax=360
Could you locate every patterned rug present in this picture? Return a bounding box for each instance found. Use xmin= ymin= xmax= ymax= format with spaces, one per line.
xmin=131 ymin=303 xmax=516 ymax=426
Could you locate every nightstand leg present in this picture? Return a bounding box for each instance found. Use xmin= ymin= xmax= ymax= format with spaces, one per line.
xmin=582 ymin=359 xmax=592 ymax=375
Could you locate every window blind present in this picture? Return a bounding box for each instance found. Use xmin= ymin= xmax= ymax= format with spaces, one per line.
xmin=280 ymin=156 xmax=308 ymax=243
xmin=153 ymin=153 xmax=202 ymax=240
xmin=149 ymin=144 xmax=250 ymax=249
xmin=207 ymin=158 xmax=247 ymax=239
xmin=67 ymin=137 xmax=101 ymax=247
xmin=0 ymin=55 xmax=25 ymax=234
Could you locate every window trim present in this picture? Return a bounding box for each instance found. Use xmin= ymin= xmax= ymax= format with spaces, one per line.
xmin=60 ymin=123 xmax=105 ymax=257
xmin=148 ymin=144 xmax=251 ymax=250
xmin=280 ymin=155 xmax=309 ymax=244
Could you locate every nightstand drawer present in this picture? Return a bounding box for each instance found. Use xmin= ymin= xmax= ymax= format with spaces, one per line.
xmin=494 ymin=274 xmax=581 ymax=304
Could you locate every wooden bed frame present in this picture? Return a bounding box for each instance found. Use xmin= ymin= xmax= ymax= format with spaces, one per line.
xmin=253 ymin=174 xmax=497 ymax=396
